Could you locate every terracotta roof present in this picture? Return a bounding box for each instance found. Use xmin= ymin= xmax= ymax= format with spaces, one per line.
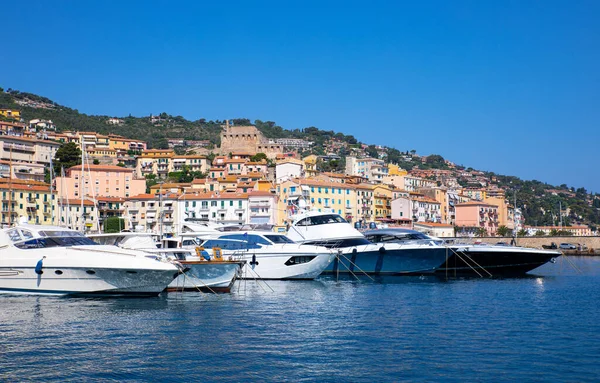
xmin=248 ymin=191 xmax=276 ymax=197
xmin=455 ymin=201 xmax=498 ymax=207
xmin=413 ymin=197 xmax=440 ymax=204
xmin=296 ymin=178 xmax=357 ymax=189
xmin=415 ymin=222 xmax=453 ymax=227
xmin=225 ymin=158 xmax=248 ymax=163
xmin=179 ymin=192 xmax=249 ymax=200
xmin=97 ymin=197 xmax=126 ymax=203
xmin=0 ymin=179 xmax=48 ymax=186
xmin=0 ymin=184 xmax=51 ymax=192
xmin=149 ymin=183 xmax=191 ymax=189
xmin=66 ymin=164 xmax=135 ymax=172
xmin=58 ymin=198 xmax=95 ymax=206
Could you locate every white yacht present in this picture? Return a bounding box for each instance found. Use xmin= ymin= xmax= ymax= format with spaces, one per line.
xmin=287 ymin=210 xmax=448 ymax=275
xmin=0 ymin=225 xmax=180 ymax=296
xmin=88 ymin=232 xmax=244 ymax=292
xmin=179 ymin=232 xmax=335 ymax=280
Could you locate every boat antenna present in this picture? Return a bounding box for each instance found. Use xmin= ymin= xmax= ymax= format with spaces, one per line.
xmin=8 ymin=145 xmax=12 ymax=227
xmin=49 ymin=153 xmax=55 ymax=225
xmin=80 ymin=141 xmax=85 ymax=232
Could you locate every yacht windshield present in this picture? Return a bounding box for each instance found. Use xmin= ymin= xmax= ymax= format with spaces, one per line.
xmin=264 ymin=235 xmax=295 ymax=244
xmin=295 ymin=214 xmax=347 ymax=226
xmin=14 ymin=236 xmax=98 ymax=249
xmin=38 ymin=230 xmax=88 ymax=238
xmin=305 ymin=237 xmax=372 ymax=248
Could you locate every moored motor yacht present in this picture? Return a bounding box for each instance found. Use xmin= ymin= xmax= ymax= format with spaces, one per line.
xmin=286 ymin=211 xmax=448 ymax=275
xmin=88 ymin=232 xmax=244 ymax=293
xmin=363 ymin=228 xmax=561 ymax=277
xmin=179 ymin=231 xmax=335 ymax=280
xmin=0 ymin=225 xmax=180 ymax=296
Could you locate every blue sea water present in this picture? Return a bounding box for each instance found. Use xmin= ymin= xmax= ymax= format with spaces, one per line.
xmin=1 ymin=257 xmax=599 ymax=383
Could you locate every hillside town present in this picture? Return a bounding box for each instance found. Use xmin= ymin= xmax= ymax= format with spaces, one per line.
xmin=0 ymin=107 xmax=596 ymax=238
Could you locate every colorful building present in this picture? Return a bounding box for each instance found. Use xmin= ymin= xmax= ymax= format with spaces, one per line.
xmin=455 ymin=201 xmax=499 ymax=236
xmin=55 ymin=164 xmax=145 ymax=200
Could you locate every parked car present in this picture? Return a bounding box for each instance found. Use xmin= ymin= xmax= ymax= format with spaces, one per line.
xmin=559 ymin=243 xmax=577 ymax=250
xmin=542 ymin=242 xmax=558 ymax=249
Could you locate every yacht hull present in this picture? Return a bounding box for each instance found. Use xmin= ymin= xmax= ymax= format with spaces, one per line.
xmin=0 ymin=266 xmax=178 ymax=296
xmin=324 ymin=247 xmax=447 ymax=275
xmin=168 ymin=261 xmax=243 ymax=292
xmin=436 ymin=247 xmax=561 ymax=277
xmin=238 ymin=252 xmax=335 ymax=280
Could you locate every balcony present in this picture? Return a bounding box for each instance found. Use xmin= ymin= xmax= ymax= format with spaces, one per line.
xmin=4 ymin=143 xmax=35 ymax=153
xmin=98 ymin=205 xmax=122 ymax=212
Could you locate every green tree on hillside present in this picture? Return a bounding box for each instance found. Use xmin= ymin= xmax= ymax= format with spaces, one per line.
xmin=250 ymin=153 xmax=267 ymax=162
xmin=53 ymin=142 xmax=81 ymax=174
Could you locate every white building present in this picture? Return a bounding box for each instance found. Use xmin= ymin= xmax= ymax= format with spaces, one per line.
xmin=275 ymin=158 xmax=304 ymax=182
xmin=345 ymin=157 xmax=388 ymax=183
xmin=391 ymin=195 xmax=441 ymax=223
xmin=124 ymin=192 xmax=180 ymax=234
xmin=399 ymin=175 xmax=436 ymax=192
xmin=248 ymin=191 xmax=278 ymax=224
xmin=178 ymin=191 xmax=249 ymax=225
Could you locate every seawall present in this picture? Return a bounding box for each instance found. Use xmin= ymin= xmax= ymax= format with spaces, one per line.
xmin=452 ymin=236 xmax=600 ymax=253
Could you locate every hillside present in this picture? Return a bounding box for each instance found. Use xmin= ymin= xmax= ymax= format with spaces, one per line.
xmin=1 ymin=87 xmax=599 ymax=230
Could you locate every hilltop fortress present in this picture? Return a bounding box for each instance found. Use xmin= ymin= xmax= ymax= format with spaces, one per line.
xmin=219 ymin=120 xmax=282 ymax=158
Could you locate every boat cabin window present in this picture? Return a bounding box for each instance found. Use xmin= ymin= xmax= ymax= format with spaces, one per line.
xmin=366 ymin=233 xmax=432 ymax=243
xmin=14 ymin=236 xmax=98 ymax=249
xmin=264 ymin=235 xmax=295 ymax=244
xmin=182 ymin=239 xmax=198 ymax=247
xmin=220 ymin=234 xmax=271 ymax=246
xmin=295 ymin=214 xmax=347 ymax=226
xmin=6 ymin=229 xmax=21 ymax=242
xmin=20 ymin=230 xmax=34 ymax=240
xmin=201 ymin=239 xmax=261 ymax=250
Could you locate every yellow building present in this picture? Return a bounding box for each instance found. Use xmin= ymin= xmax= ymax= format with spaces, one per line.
xmin=107 ymin=134 xmax=146 ymax=152
xmin=373 ymin=184 xmax=394 ymax=220
xmin=0 ymin=108 xmax=21 ymax=121
xmin=302 ymin=155 xmax=319 ymax=178
xmin=387 ymin=163 xmax=408 ymax=176
xmin=277 ymin=178 xmax=358 ymax=225
xmin=0 ymin=180 xmax=55 ymax=226
xmin=355 ymin=183 xmax=375 ymax=223
xmin=484 ymin=196 xmax=511 ymax=228
xmin=136 ymin=149 xmax=175 ymax=178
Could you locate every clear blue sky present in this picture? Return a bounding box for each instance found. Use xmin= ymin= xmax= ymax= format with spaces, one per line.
xmin=3 ymin=1 xmax=599 ymax=192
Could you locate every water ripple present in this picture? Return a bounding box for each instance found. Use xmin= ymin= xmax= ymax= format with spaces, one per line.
xmin=1 ymin=258 xmax=599 ymax=382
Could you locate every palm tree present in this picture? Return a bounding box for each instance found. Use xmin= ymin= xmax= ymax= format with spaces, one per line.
xmin=496 ymin=225 xmax=511 ymax=237
xmin=476 ymin=227 xmax=487 ymax=237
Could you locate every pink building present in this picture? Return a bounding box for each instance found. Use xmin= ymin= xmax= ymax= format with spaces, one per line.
xmin=55 ymin=164 xmax=145 ymax=200
xmin=455 ymin=201 xmax=499 ymax=236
